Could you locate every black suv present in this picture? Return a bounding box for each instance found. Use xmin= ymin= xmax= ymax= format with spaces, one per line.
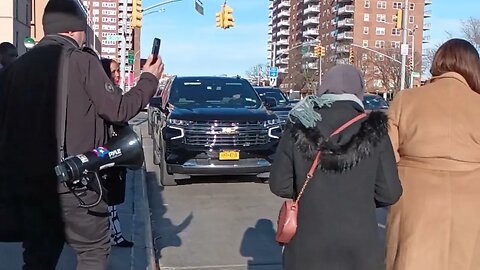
xmin=150 ymin=76 xmax=282 ymax=186
xmin=254 ymin=87 xmax=293 ymax=128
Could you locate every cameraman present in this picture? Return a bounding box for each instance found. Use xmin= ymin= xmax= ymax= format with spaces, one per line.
xmin=0 ymin=0 xmax=163 ymax=269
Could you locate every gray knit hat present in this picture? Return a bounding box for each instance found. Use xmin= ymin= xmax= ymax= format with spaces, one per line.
xmin=317 ymin=64 xmax=365 ymax=100
xmin=42 ymin=0 xmax=87 ymax=35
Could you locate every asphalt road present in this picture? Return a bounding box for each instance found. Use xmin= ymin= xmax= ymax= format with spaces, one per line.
xmin=140 ymin=113 xmax=388 ymax=270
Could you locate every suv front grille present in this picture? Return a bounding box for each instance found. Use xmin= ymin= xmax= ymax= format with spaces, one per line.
xmin=184 ymin=121 xmax=270 ymax=147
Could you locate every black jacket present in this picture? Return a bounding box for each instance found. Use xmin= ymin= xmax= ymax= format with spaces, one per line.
xmin=269 ymin=101 xmax=402 ymax=270
xmin=0 ymin=35 xmax=158 ymax=199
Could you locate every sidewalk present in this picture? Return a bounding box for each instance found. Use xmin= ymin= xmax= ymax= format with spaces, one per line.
xmin=0 ymin=169 xmax=153 ymax=270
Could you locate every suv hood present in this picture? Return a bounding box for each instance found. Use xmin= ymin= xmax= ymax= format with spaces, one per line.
xmin=170 ymin=107 xmax=277 ymax=122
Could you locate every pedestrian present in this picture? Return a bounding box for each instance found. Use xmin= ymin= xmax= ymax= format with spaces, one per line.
xmin=0 ymin=0 xmax=163 ymax=269
xmin=269 ymin=64 xmax=402 ymax=270
xmin=100 ymin=57 xmax=134 ymax=248
xmin=0 ymin=42 xmax=18 ymax=71
xmin=386 ymin=38 xmax=480 ymax=270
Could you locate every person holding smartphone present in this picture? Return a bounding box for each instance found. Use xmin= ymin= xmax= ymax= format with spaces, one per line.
xmin=0 ymin=0 xmax=164 ymax=269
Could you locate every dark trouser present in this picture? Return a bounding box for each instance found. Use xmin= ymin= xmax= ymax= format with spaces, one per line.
xmin=20 ymin=197 xmax=65 ymax=270
xmin=60 ymin=190 xmax=111 ymax=270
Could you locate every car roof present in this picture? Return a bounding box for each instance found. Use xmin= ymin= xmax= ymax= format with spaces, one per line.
xmin=173 ymin=76 xmax=248 ymax=82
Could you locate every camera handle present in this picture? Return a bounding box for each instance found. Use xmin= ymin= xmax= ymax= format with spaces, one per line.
xmin=67 ymin=171 xmax=104 ymax=208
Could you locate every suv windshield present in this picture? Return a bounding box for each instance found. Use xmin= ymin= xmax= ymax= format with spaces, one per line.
xmin=169 ymin=78 xmax=262 ymax=109
xmin=255 ymin=88 xmax=288 ymax=105
xmin=363 ymin=95 xmax=389 ymax=110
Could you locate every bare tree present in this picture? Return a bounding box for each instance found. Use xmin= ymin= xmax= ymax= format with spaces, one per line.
xmin=461 ymin=17 xmax=480 ymax=49
xmin=245 ymin=64 xmax=269 ymax=86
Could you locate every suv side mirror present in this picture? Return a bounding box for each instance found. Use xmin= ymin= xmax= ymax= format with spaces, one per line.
xmin=263 ymin=97 xmax=277 ymax=109
xmin=149 ymin=97 xmax=162 ymax=108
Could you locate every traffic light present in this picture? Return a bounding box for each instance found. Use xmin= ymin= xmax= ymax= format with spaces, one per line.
xmin=131 ymin=0 xmax=142 ymax=28
xmin=320 ymin=46 xmax=326 ymax=57
xmin=349 ymin=47 xmax=354 ymax=64
xmin=314 ymin=45 xmax=321 ymax=57
xmin=395 ymin=9 xmax=403 ymax=29
xmin=222 ymin=5 xmax=234 ymax=29
xmin=215 ymin=9 xmax=224 ymax=28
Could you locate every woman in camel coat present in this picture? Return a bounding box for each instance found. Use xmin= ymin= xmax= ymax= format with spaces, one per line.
xmin=386 ymin=38 xmax=480 ymax=270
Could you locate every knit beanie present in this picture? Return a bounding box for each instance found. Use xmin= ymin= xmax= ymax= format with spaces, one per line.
xmin=317 ymin=64 xmax=365 ymax=100
xmin=42 ymin=0 xmax=87 ymax=35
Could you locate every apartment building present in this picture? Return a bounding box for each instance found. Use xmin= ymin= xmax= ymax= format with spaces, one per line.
xmin=0 ymin=0 xmax=32 ymax=55
xmin=82 ymin=0 xmax=141 ymax=82
xmin=269 ymin=0 xmax=432 ymax=94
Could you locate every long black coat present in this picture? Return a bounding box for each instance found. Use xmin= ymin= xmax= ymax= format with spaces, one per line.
xmin=269 ymin=101 xmax=402 ymax=270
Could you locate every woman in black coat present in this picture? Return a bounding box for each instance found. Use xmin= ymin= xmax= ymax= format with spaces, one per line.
xmin=269 ymin=64 xmax=402 ymax=270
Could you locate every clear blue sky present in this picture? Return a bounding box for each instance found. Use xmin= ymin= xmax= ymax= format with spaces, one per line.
xmin=140 ymin=0 xmax=479 ymax=77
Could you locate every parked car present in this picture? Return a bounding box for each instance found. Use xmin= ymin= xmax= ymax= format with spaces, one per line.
xmin=362 ymin=93 xmax=389 ymax=113
xmin=150 ymin=76 xmax=282 ymax=186
xmin=253 ymin=87 xmax=293 ymax=128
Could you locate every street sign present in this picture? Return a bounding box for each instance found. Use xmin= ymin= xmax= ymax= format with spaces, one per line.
xmin=301 ymin=46 xmax=308 ymax=54
xmin=400 ymin=44 xmax=409 ymax=56
xmin=127 ymin=50 xmax=134 ymax=65
xmin=412 ymin=72 xmax=420 ymax=78
xmin=106 ymin=35 xmax=122 ymax=42
xmin=269 ymin=67 xmax=278 ymax=78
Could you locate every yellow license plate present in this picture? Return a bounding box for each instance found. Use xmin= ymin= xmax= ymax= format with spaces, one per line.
xmin=219 ymin=151 xmax=240 ymax=160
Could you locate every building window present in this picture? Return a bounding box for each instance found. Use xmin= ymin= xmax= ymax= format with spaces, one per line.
xmin=376 ymin=27 xmax=386 ymax=35
xmin=375 ymin=40 xmax=385 ymax=48
xmin=393 ymin=2 xmax=403 ymax=9
xmin=377 ymin=1 xmax=387 ymax=9
xmin=391 ymin=41 xmax=400 ymax=48
xmin=364 ymin=0 xmax=370 ymax=8
xmin=409 ymin=16 xmax=414 ymax=24
xmin=93 ymin=9 xmax=99 ymax=15
xmin=362 ymin=40 xmax=369 ymax=47
xmin=92 ymin=2 xmax=99 ymax=7
xmin=376 ymin=14 xmax=386 ymax=22
xmin=410 ymin=3 xmax=415 ymax=10
xmin=373 ymin=79 xmax=383 ymax=87
xmin=363 ymin=27 xmax=369 ymax=34
xmin=364 ymin=14 xmax=370 ymax=21
xmin=391 ymin=28 xmax=401 ymax=35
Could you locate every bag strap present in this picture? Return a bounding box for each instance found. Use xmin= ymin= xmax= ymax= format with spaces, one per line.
xmin=294 ymin=112 xmax=368 ymax=204
xmin=56 ymin=48 xmax=74 ymax=163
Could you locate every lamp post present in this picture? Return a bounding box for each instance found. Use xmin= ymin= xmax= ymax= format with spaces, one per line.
xmin=399 ymin=0 xmax=409 ymax=90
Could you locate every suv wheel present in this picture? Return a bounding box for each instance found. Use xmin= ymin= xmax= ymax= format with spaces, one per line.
xmin=152 ymin=137 xmax=160 ymax=165
xmin=159 ymin=142 xmax=177 ymax=186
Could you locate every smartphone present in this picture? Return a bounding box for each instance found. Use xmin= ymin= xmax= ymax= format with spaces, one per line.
xmin=151 ymin=38 xmax=161 ymax=63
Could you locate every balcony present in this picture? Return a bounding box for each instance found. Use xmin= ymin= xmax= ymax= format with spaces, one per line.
xmin=268 ymin=20 xmax=273 ymax=26
xmin=423 ymin=23 xmax=431 ymax=30
xmin=303 ymin=28 xmax=319 ymax=36
xmin=304 ymin=5 xmax=320 ymax=15
xmin=306 ymin=62 xmax=318 ymax=69
xmin=331 ymin=6 xmax=337 ymax=14
xmin=336 ymin=45 xmax=350 ymax=53
xmin=278 ymin=0 xmax=290 ymax=9
xmin=423 ymin=35 xmax=430 ymax=43
xmin=277 ymin=20 xmax=289 ymax=27
xmin=277 ymin=39 xmax=289 ymax=46
xmin=278 ymin=48 xmax=289 ymax=55
xmin=425 ymin=0 xmax=432 ymax=5
xmin=278 ymin=10 xmax=290 ymax=18
xmin=424 ymin=10 xmax=432 ymax=17
xmin=279 ymin=67 xmax=287 ymax=73
xmin=337 ymin=18 xmax=354 ymax=28
xmin=303 ymin=17 xmax=319 ymax=26
xmin=269 ymin=2 xmax=274 ymax=9
xmin=278 ymin=29 xmax=290 ymax=36
xmin=337 ymin=5 xmax=354 ymax=16
xmin=276 ymin=58 xmax=289 ymax=65
xmin=269 ymin=12 xmax=273 ymax=18
xmin=337 ymin=31 xmax=353 ymax=40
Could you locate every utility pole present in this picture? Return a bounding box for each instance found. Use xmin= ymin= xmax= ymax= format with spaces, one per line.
xmin=119 ymin=0 xmax=128 ymax=91
xmin=399 ymin=0 xmax=409 ymax=90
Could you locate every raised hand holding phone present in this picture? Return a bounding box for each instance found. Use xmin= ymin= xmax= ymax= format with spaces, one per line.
xmin=151 ymin=38 xmax=161 ymax=64
xmin=143 ymin=38 xmax=164 ymax=79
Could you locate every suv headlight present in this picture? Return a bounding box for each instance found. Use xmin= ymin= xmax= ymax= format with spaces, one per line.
xmin=167 ymin=118 xmax=192 ymax=126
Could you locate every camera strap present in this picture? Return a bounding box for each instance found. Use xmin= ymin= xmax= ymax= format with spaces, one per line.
xmin=56 ymin=48 xmax=74 ymax=163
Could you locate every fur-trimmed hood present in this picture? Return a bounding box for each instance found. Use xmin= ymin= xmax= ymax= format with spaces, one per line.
xmin=288 ymin=110 xmax=388 ymax=173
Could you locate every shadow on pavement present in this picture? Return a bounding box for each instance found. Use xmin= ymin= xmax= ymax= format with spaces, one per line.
xmin=240 ymin=219 xmax=282 ymax=270
xmin=145 ymin=172 xmax=193 ymax=260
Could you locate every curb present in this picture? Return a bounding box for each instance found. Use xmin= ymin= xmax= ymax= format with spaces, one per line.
xmin=133 ymin=125 xmax=160 ymax=270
